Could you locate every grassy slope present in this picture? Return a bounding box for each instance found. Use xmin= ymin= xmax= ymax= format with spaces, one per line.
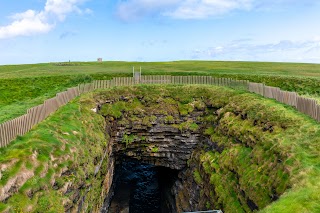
xmin=0 ymin=95 xmax=107 ymax=212
xmin=1 ymin=85 xmax=319 ymax=212
xmin=0 ymin=61 xmax=320 ymax=123
xmin=200 ymin=91 xmax=320 ymax=212
xmin=0 ymin=75 xmax=94 ymax=123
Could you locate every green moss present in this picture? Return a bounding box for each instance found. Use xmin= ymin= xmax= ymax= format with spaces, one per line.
xmin=34 ymin=165 xmax=45 ymax=176
xmin=140 ymin=136 xmax=146 ymax=141
xmin=173 ymin=120 xmax=199 ymax=132
xmin=6 ymin=193 xmax=34 ymax=213
xmin=25 ymin=161 xmax=34 ymax=170
xmin=178 ymin=103 xmax=194 ymax=115
xmin=122 ymin=134 xmax=136 ymax=147
xmin=151 ymin=146 xmax=159 ymax=153
xmin=0 ymin=161 xmax=23 ymax=186
xmin=99 ymin=102 xmax=125 ymax=118
xmin=206 ymin=201 xmax=211 ymax=209
xmin=0 ymin=203 xmax=7 ymax=212
xmin=193 ymin=170 xmax=203 ymax=185
xmin=204 ymin=127 xmax=215 ymax=136
xmin=142 ymin=115 xmax=157 ymax=127
xmin=19 ymin=176 xmax=41 ymax=194
xmin=35 ymin=191 xmax=64 ymax=213
xmin=189 ymin=123 xmax=199 ymax=131
xmin=164 ymin=115 xmax=175 ymax=123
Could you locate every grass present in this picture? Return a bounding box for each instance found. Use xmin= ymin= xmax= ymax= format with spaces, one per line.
xmin=0 ymin=93 xmax=108 ymax=212
xmin=1 ymin=61 xmax=320 ymax=123
xmin=0 ymin=75 xmax=93 ymax=123
xmin=1 ymin=61 xmax=320 ymax=79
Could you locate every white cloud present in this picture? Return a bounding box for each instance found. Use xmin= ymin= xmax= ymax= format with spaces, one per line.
xmin=165 ymin=0 xmax=253 ymax=19
xmin=116 ymin=0 xmax=255 ymax=20
xmin=0 ymin=0 xmax=88 ymax=39
xmin=116 ymin=0 xmax=318 ymax=21
xmin=44 ymin=0 xmax=85 ymax=21
xmin=116 ymin=0 xmax=180 ymax=21
xmin=191 ymin=39 xmax=320 ymax=63
xmin=0 ymin=10 xmax=52 ymax=39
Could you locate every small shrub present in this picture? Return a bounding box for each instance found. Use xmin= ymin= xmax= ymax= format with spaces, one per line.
xmin=164 ymin=115 xmax=175 ymax=123
xmin=178 ymin=103 xmax=194 ymax=115
xmin=174 ymin=120 xmax=199 ymax=132
xmin=206 ymin=201 xmax=211 ymax=209
xmin=140 ymin=136 xmax=146 ymax=141
xmin=151 ymin=146 xmax=159 ymax=153
xmin=122 ymin=134 xmax=136 ymax=147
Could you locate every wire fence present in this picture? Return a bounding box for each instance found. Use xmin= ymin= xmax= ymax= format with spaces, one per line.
xmin=0 ymin=75 xmax=319 ymax=148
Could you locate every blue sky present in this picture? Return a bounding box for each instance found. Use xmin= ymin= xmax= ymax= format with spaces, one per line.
xmin=0 ymin=0 xmax=320 ymax=65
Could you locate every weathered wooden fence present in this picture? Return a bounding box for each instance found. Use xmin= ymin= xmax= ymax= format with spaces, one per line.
xmin=0 ymin=75 xmax=319 ymax=148
xmin=248 ymin=83 xmax=320 ymax=122
xmin=0 ymin=86 xmax=80 ymax=148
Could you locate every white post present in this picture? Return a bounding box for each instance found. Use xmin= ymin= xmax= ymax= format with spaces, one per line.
xmin=140 ymin=66 xmax=142 ymax=77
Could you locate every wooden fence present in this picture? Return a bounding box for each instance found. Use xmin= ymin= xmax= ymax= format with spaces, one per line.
xmin=0 ymin=75 xmax=319 ymax=148
xmin=248 ymin=83 xmax=320 ymax=122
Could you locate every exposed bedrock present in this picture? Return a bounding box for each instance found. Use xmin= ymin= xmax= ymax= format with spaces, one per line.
xmin=111 ymin=114 xmax=202 ymax=170
xmin=98 ymin=91 xmax=291 ymax=213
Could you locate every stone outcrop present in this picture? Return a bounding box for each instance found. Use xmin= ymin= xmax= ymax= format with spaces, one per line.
xmin=111 ymin=114 xmax=203 ymax=170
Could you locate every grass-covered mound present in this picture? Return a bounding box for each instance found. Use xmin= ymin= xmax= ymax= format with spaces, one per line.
xmin=0 ymin=95 xmax=108 ymax=212
xmin=0 ymin=85 xmax=319 ymax=212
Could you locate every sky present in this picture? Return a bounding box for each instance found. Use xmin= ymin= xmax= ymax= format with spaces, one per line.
xmin=0 ymin=0 xmax=320 ymax=65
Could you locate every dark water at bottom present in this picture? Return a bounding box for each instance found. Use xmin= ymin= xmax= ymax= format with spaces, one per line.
xmin=108 ymin=160 xmax=163 ymax=213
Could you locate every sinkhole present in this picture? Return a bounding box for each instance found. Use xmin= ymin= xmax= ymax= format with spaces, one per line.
xmin=95 ymin=86 xmax=299 ymax=213
xmin=103 ymin=158 xmax=179 ymax=213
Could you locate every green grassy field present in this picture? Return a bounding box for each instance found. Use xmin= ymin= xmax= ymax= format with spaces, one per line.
xmin=0 ymin=61 xmax=320 ymax=123
xmin=1 ymin=61 xmax=320 ymax=79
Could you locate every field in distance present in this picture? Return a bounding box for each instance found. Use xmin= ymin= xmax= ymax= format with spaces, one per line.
xmin=1 ymin=60 xmax=320 ymax=79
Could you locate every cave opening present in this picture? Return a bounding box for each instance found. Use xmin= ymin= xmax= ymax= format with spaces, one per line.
xmin=96 ymin=86 xmax=295 ymax=213
xmin=104 ymin=157 xmax=179 ymax=213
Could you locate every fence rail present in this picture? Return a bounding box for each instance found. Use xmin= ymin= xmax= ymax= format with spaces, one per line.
xmin=0 ymin=75 xmax=319 ymax=148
